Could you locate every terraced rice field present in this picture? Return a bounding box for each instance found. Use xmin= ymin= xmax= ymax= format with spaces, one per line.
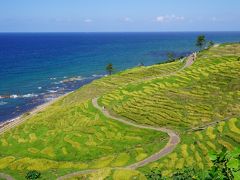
xmin=144 ymin=117 xmax=240 ymax=176
xmin=100 ymin=43 xmax=240 ymax=175
xmin=0 ymin=100 xmax=168 ymax=179
xmin=0 ymin=43 xmax=239 ymax=179
xmin=100 ymin=44 xmax=240 ymax=129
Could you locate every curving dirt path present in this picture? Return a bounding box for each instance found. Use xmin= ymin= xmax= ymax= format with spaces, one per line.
xmin=92 ymin=98 xmax=180 ymax=169
xmin=0 ymin=173 xmax=15 ymax=180
xmin=57 ymin=98 xmax=180 ymax=180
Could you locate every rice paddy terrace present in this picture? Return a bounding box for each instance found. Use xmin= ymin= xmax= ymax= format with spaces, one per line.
xmin=0 ymin=43 xmax=240 ymax=179
xmin=100 ymin=43 xmax=240 ymax=176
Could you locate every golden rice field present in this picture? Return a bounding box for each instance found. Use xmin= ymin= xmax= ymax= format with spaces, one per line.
xmin=100 ymin=43 xmax=240 ymax=175
xmin=100 ymin=44 xmax=240 ymax=130
xmin=0 ymin=100 xmax=168 ymax=179
xmin=143 ymin=117 xmax=240 ymax=176
xmin=1 ymin=43 xmax=240 ymax=179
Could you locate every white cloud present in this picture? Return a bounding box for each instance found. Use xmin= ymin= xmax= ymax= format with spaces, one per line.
xmin=156 ymin=14 xmax=185 ymax=23
xmin=84 ymin=19 xmax=93 ymax=23
xmin=123 ymin=17 xmax=133 ymax=22
xmin=211 ymin=17 xmax=217 ymax=22
xmin=156 ymin=16 xmax=165 ymax=22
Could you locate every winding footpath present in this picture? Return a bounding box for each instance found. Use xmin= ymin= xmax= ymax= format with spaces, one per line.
xmin=57 ymin=98 xmax=180 ymax=180
xmin=0 ymin=173 xmax=14 ymax=180
xmin=93 ymin=98 xmax=180 ymax=169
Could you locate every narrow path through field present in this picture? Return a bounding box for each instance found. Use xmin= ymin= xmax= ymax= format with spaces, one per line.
xmin=134 ymin=53 xmax=196 ymax=84
xmin=57 ymin=98 xmax=180 ymax=180
xmin=0 ymin=173 xmax=14 ymax=180
xmin=191 ymin=115 xmax=239 ymax=131
xmin=92 ymin=98 xmax=180 ymax=169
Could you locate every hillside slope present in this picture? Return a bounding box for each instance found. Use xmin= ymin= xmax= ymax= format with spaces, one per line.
xmin=100 ymin=43 xmax=240 ymax=176
xmin=0 ymin=53 xmax=184 ymax=179
xmin=0 ymin=43 xmax=240 ymax=179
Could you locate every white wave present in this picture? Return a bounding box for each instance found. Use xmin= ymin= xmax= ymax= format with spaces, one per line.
xmin=38 ymin=87 xmax=42 ymax=89
xmin=0 ymin=101 xmax=7 ymax=105
xmin=92 ymin=74 xmax=104 ymax=77
xmin=4 ymin=93 xmax=39 ymax=99
xmin=22 ymin=93 xmax=38 ymax=98
xmin=50 ymin=77 xmax=57 ymax=80
xmin=10 ymin=94 xmax=18 ymax=98
xmin=47 ymin=90 xmax=58 ymax=93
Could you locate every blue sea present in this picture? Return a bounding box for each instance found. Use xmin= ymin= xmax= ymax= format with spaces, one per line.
xmin=1 ymin=32 xmax=240 ymax=123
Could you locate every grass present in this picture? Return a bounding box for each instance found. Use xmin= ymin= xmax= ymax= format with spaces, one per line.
xmin=100 ymin=44 xmax=240 ymax=130
xmin=99 ymin=43 xmax=240 ymax=176
xmin=142 ymin=117 xmax=240 ymax=176
xmin=0 ymin=98 xmax=167 ymax=179
xmin=1 ymin=43 xmax=240 ymax=179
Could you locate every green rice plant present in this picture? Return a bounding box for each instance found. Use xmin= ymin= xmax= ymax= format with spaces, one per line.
xmin=28 ymin=148 xmax=39 ymax=154
xmin=112 ymin=169 xmax=146 ymax=180
xmin=0 ymin=157 xmax=16 ymax=169
xmin=228 ymin=118 xmax=240 ymax=134
xmin=206 ymin=127 xmax=216 ymax=140
xmin=90 ymin=156 xmax=115 ymax=168
xmin=62 ymin=147 xmax=68 ymax=155
xmin=217 ymin=121 xmax=226 ymax=133
xmin=63 ymin=137 xmax=81 ymax=150
xmin=29 ymin=133 xmax=37 ymax=143
xmin=136 ymin=153 xmax=148 ymax=161
xmin=175 ymin=158 xmax=184 ymax=169
xmin=195 ymin=131 xmax=203 ymax=140
xmin=111 ymin=153 xmax=130 ymax=167
xmin=41 ymin=147 xmax=55 ymax=158
xmin=218 ymin=139 xmax=234 ymax=150
xmin=0 ymin=139 xmax=8 ymax=146
xmin=181 ymin=144 xmax=188 ymax=158
xmin=206 ymin=141 xmax=217 ymax=151
xmin=167 ymin=153 xmax=177 ymax=168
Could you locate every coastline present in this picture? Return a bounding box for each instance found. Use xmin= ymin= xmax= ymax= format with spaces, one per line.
xmin=0 ymin=91 xmax=73 ymax=135
xmin=0 ymin=76 xmax=102 ymax=133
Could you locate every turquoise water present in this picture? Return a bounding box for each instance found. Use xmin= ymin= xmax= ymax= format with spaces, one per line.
xmin=1 ymin=32 xmax=240 ymax=122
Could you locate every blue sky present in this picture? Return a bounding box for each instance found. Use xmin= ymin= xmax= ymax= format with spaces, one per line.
xmin=0 ymin=0 xmax=240 ymax=32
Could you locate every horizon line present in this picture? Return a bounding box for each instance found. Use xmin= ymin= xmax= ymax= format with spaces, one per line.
xmin=0 ymin=31 xmax=240 ymax=33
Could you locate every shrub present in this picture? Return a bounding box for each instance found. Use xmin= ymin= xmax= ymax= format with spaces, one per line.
xmin=25 ymin=170 xmax=41 ymax=179
xmin=145 ymin=168 xmax=165 ymax=180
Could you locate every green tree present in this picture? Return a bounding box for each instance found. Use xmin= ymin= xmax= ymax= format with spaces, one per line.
xmin=26 ymin=170 xmax=41 ymax=179
xmin=106 ymin=63 xmax=113 ymax=75
xmin=196 ymin=35 xmax=206 ymax=50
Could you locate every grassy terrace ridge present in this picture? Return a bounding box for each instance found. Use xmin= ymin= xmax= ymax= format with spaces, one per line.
xmin=1 ymin=43 xmax=240 ymax=179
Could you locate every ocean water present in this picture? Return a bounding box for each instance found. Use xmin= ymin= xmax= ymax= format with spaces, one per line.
xmin=1 ymin=32 xmax=240 ymax=123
